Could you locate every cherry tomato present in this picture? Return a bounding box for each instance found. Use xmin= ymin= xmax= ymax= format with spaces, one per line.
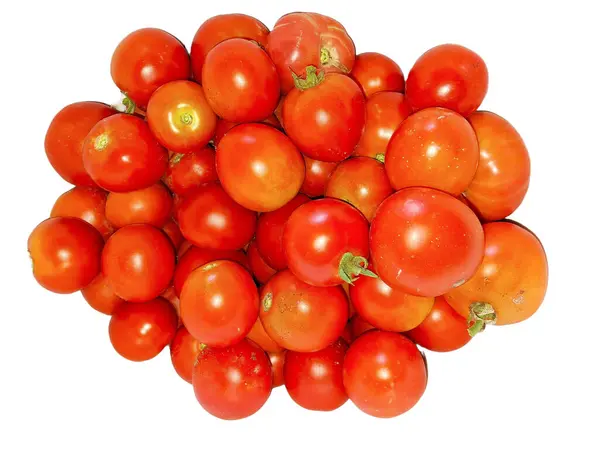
xmin=269 ymin=352 xmax=285 ymax=388
xmin=259 ymin=270 xmax=348 ymax=352
xmin=247 ymin=241 xmax=277 ymax=284
xmin=102 ymin=224 xmax=175 ymax=302
xmin=300 ymin=156 xmax=338 ymax=198
xmin=106 ymin=183 xmax=172 ymax=228
xmin=163 ymin=146 xmax=217 ymax=197
xmin=177 ymin=240 xmax=193 ymax=258
xmin=350 ymin=52 xmax=405 ymax=97
xmin=28 ymin=217 xmax=103 ymax=294
xmin=247 ymin=317 xmax=283 ymax=353
xmin=370 ymin=187 xmax=484 ymax=297
xmin=214 ymin=115 xmax=281 ymax=146
xmin=109 ymin=297 xmax=178 ymax=362
xmin=45 ymin=102 xmax=116 ymax=186
xmin=161 ymin=219 xmax=184 ymax=250
xmin=161 ymin=286 xmax=181 ymax=322
xmin=406 ymin=44 xmax=488 ymax=116
xmin=170 ymin=326 xmax=204 ymax=383
xmin=81 ymin=273 xmax=125 ymax=315
xmin=343 ymin=331 xmax=427 ymax=418
xmin=349 ymin=315 xmax=376 ymax=339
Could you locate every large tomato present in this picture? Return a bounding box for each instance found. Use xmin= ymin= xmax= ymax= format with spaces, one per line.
xmin=81 ymin=273 xmax=125 ymax=315
xmin=163 ymin=147 xmax=218 ymax=197
xmin=170 ymin=326 xmax=205 ymax=383
xmin=350 ymin=52 xmax=405 ymax=97
xmin=105 ymin=183 xmax=172 ymax=228
xmin=300 ymin=156 xmax=338 ymax=198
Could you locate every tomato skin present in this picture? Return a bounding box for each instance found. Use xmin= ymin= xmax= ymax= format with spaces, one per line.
xmin=284 ymin=339 xmax=348 ymax=411
xmin=350 ymin=315 xmax=376 ymax=339
xmin=370 ymin=187 xmax=484 ymax=297
xmin=106 ymin=183 xmax=172 ymax=229
xmin=406 ymin=44 xmax=488 ymax=116
xmin=247 ymin=317 xmax=283 ymax=353
xmin=82 ymin=114 xmax=168 ymax=193
xmin=45 ymin=102 xmax=116 ymax=186
xmin=161 ymin=219 xmax=184 ymax=250
xmin=269 ymin=352 xmax=285 ymax=388
xmin=170 ymin=326 xmax=204 ymax=383
xmin=110 ymin=28 xmax=190 ymax=108
xmin=81 ymin=273 xmax=125 ymax=315
xmin=28 ymin=217 xmax=104 ymax=294
xmin=109 ymin=297 xmax=178 ymax=362
xmin=163 ymin=146 xmax=217 ymax=197
xmin=343 ymin=331 xmax=427 ymax=418
xmin=350 ymin=52 xmax=405 ymax=97
xmin=247 ymin=241 xmax=277 ymax=284
xmin=300 ymin=156 xmax=338 ymax=197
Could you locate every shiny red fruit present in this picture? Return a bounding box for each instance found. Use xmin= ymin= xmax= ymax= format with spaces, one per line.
xmin=351 ymin=52 xmax=405 ymax=97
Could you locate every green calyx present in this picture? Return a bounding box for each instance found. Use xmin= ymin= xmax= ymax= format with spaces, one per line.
xmin=467 ymin=302 xmax=497 ymax=337
xmin=292 ymin=66 xmax=325 ymax=91
xmin=121 ymin=93 xmax=137 ymax=115
xmin=375 ymin=153 xmax=385 ymax=163
xmin=338 ymin=252 xmax=378 ymax=285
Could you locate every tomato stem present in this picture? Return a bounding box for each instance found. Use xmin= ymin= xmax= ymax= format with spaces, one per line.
xmin=467 ymin=302 xmax=497 ymax=337
xmin=121 ymin=93 xmax=146 ymax=117
xmin=292 ymin=66 xmax=324 ymax=91
xmin=375 ymin=153 xmax=385 ymax=163
xmin=338 ymin=252 xmax=378 ymax=284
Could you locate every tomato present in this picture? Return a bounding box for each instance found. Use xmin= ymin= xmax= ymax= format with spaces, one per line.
xmin=105 ymin=183 xmax=172 ymax=228
xmin=350 ymin=52 xmax=405 ymax=97
xmin=161 ymin=219 xmax=184 ymax=250
xmin=147 ymin=81 xmax=217 ymax=153
xmin=267 ymin=12 xmax=355 ymax=93
xmin=385 ymin=107 xmax=479 ymax=196
xmin=111 ymin=28 xmax=190 ymax=108
xmin=109 ymin=297 xmax=178 ymax=362
xmin=181 ymin=260 xmax=258 ymax=347
xmin=163 ymin=146 xmax=217 ymax=197
xmin=45 ymin=102 xmax=116 ymax=186
xmin=161 ymin=286 xmax=181 ymax=322
xmin=50 ymin=186 xmax=113 ymax=240
xmin=284 ymin=198 xmax=373 ymax=286
xmin=81 ymin=273 xmax=125 ymax=315
xmin=247 ymin=317 xmax=283 ymax=353
xmin=406 ymin=296 xmax=472 ymax=352
xmin=178 ymin=182 xmax=257 ymax=250
xmin=259 ymin=270 xmax=348 ymax=352
xmin=170 ymin=326 xmax=204 ymax=383
xmin=406 ymin=44 xmax=488 ymax=116
xmin=300 ymin=156 xmax=338 ymax=198
xmin=82 ymin=114 xmax=168 ymax=192
xmin=283 ymin=69 xmax=365 ymax=162
xmin=343 ymin=331 xmax=427 ymax=418
xmin=190 ymin=13 xmax=269 ymax=83
xmin=214 ymin=115 xmax=281 ymax=146
xmin=102 ymin=224 xmax=175 ymax=302
xmin=464 ymin=111 xmax=531 ymax=221
xmin=255 ymin=194 xmax=310 ymax=270
xmin=177 ymin=240 xmax=193 ymax=258
xmin=274 ymin=96 xmax=285 ymax=126
xmin=193 ymin=339 xmax=272 ymax=420
xmin=325 ymin=157 xmax=393 ymax=222
xmin=445 ymin=221 xmax=548 ymax=334
xmin=202 ymin=39 xmax=279 ymax=122
xmin=370 ymin=187 xmax=484 ymax=297
xmin=269 ymin=352 xmax=285 ymax=388
xmin=349 ymin=315 xmax=376 ymax=339
xmin=353 ymin=92 xmax=412 ymax=161
xmin=247 ymin=241 xmax=277 ymax=284
xmin=284 ymin=339 xmax=348 ymax=411
xmin=28 ymin=217 xmax=103 ymax=294
xmin=216 ymin=124 xmax=305 ymax=212
xmin=340 ymin=322 xmax=353 ymax=344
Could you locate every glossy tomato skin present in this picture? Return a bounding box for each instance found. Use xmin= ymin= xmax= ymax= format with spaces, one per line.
xmin=406 ymin=44 xmax=488 ymax=116
xmin=213 ymin=115 xmax=281 ymax=146
xmin=349 ymin=315 xmax=376 ymax=340
xmin=351 ymin=52 xmax=405 ymax=97
xmin=106 ymin=183 xmax=172 ymax=228
xmin=300 ymin=156 xmax=338 ymax=197
xmin=161 ymin=219 xmax=184 ymax=250
xmin=343 ymin=331 xmax=427 ymax=418
xmin=102 ymin=224 xmax=175 ymax=302
xmin=247 ymin=241 xmax=277 ymax=284
xmin=82 ymin=114 xmax=168 ymax=192
xmin=28 ymin=217 xmax=103 ymax=294
xmin=163 ymin=146 xmax=217 ymax=197
xmin=269 ymin=352 xmax=285 ymax=388
xmin=110 ymin=28 xmax=190 ymax=108
xmin=170 ymin=326 xmax=204 ymax=383
xmin=370 ymin=187 xmax=484 ymax=297
xmin=45 ymin=102 xmax=116 ymax=186
xmin=81 ymin=273 xmax=125 ymax=315
xmin=247 ymin=317 xmax=283 ymax=353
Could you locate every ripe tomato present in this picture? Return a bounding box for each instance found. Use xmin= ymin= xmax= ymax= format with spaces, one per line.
xmin=283 ymin=70 xmax=365 ymax=162
xmin=45 ymin=102 xmax=116 ymax=186
xmin=247 ymin=317 xmax=283 ymax=353
xmin=216 ymin=124 xmax=305 ymax=212
xmin=170 ymin=326 xmax=204 ymax=383
xmin=82 ymin=114 xmax=168 ymax=192
xmin=340 ymin=322 xmax=353 ymax=344
xmin=81 ymin=273 xmax=125 ymax=315
xmin=214 ymin=115 xmax=281 ymax=146
xmin=202 ymin=39 xmax=279 ymax=122
xmin=300 ymin=156 xmax=338 ymax=197
xmin=464 ymin=111 xmax=531 ymax=221
xmin=109 ymin=297 xmax=178 ymax=362
xmin=350 ymin=52 xmax=405 ymax=97
xmin=370 ymin=187 xmax=484 ymax=297
xmin=284 ymin=198 xmax=373 ymax=286
xmin=110 ymin=28 xmax=190 ymax=108
xmin=406 ymin=44 xmax=488 ymax=116
xmin=349 ymin=315 xmax=376 ymax=339
xmin=163 ymin=146 xmax=217 ymax=197
xmin=161 ymin=286 xmax=181 ymax=322
xmin=259 ymin=270 xmax=348 ymax=352
xmin=193 ymin=339 xmax=272 ymax=420
xmin=102 ymin=224 xmax=175 ymax=302
xmin=343 ymin=331 xmax=427 ymax=418
xmin=180 ymin=260 xmax=258 ymax=347
xmin=28 ymin=217 xmax=103 ymax=294
xmin=267 ymin=12 xmax=355 ymax=93
xmin=386 ymin=107 xmax=479 ymax=196
xmin=105 ymin=183 xmax=172 ymax=228
xmin=247 ymin=241 xmax=277 ymax=284
xmin=177 ymin=240 xmax=193 ymax=258
xmin=269 ymin=352 xmax=285 ymax=388
xmin=325 ymin=157 xmax=393 ymax=222
xmin=161 ymin=219 xmax=184 ymax=250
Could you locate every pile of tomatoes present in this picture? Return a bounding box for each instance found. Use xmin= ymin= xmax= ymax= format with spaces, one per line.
xmin=28 ymin=12 xmax=548 ymax=420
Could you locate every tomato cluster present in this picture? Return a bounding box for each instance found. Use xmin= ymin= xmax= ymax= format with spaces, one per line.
xmin=30 ymin=11 xmax=548 ymax=421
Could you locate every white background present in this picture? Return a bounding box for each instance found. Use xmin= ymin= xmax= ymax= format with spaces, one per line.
xmin=0 ymin=0 xmax=598 ymax=448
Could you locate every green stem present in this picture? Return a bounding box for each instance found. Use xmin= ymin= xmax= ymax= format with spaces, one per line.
xmin=375 ymin=153 xmax=385 ymax=163
xmin=292 ymin=66 xmax=325 ymax=91
xmin=338 ymin=253 xmax=378 ymax=284
xmin=467 ymin=302 xmax=497 ymax=337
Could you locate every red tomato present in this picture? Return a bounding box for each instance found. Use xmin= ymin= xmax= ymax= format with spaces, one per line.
xmin=147 ymin=80 xmax=217 ymax=153
xmin=45 ymin=102 xmax=116 ymax=186
xmin=177 ymin=240 xmax=193 ymax=258
xmin=161 ymin=219 xmax=184 ymax=250
xmin=193 ymin=339 xmax=272 ymax=420
xmin=300 ymin=156 xmax=338 ymax=197
xmin=267 ymin=12 xmax=355 ymax=93
xmin=247 ymin=317 xmax=283 ymax=353
xmin=163 ymin=146 xmax=217 ymax=197
xmin=213 ymin=115 xmax=281 ymax=146
xmin=81 ymin=273 xmax=125 ymax=315
xmin=110 ymin=28 xmax=190 ymax=108
xmin=274 ymin=96 xmax=285 ymax=126
xmin=464 ymin=111 xmax=531 ymax=221
xmin=106 ymin=183 xmax=172 ymax=228
xmin=406 ymin=44 xmax=488 ymax=116
xmin=102 ymin=224 xmax=175 ymax=302
xmin=28 ymin=217 xmax=103 ymax=294
xmin=161 ymin=286 xmax=181 ymax=322
xmin=370 ymin=187 xmax=484 ymax=297
xmin=109 ymin=297 xmax=178 ymax=362
xmin=325 ymin=157 xmax=393 ymax=222
xmin=284 ymin=198 xmax=373 ymax=286
xmin=283 ymin=70 xmax=365 ymax=162
xmin=82 ymin=114 xmax=168 ymax=192
xmin=178 ymin=183 xmax=257 ymax=250
xmin=247 ymin=241 xmax=277 ymax=284
xmin=216 ymin=124 xmax=305 ymax=212
xmin=343 ymin=331 xmax=427 ymax=418
xmin=351 ymin=52 xmax=405 ymax=97
xmin=202 ymin=39 xmax=279 ymax=122
xmin=269 ymin=352 xmax=285 ymax=388
xmin=259 ymin=270 xmax=348 ymax=352
xmin=340 ymin=322 xmax=353 ymax=344
xmin=170 ymin=326 xmax=204 ymax=383
xmin=386 ymin=107 xmax=479 ymax=196
xmin=180 ymin=260 xmax=258 ymax=347
xmin=349 ymin=315 xmax=376 ymax=339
